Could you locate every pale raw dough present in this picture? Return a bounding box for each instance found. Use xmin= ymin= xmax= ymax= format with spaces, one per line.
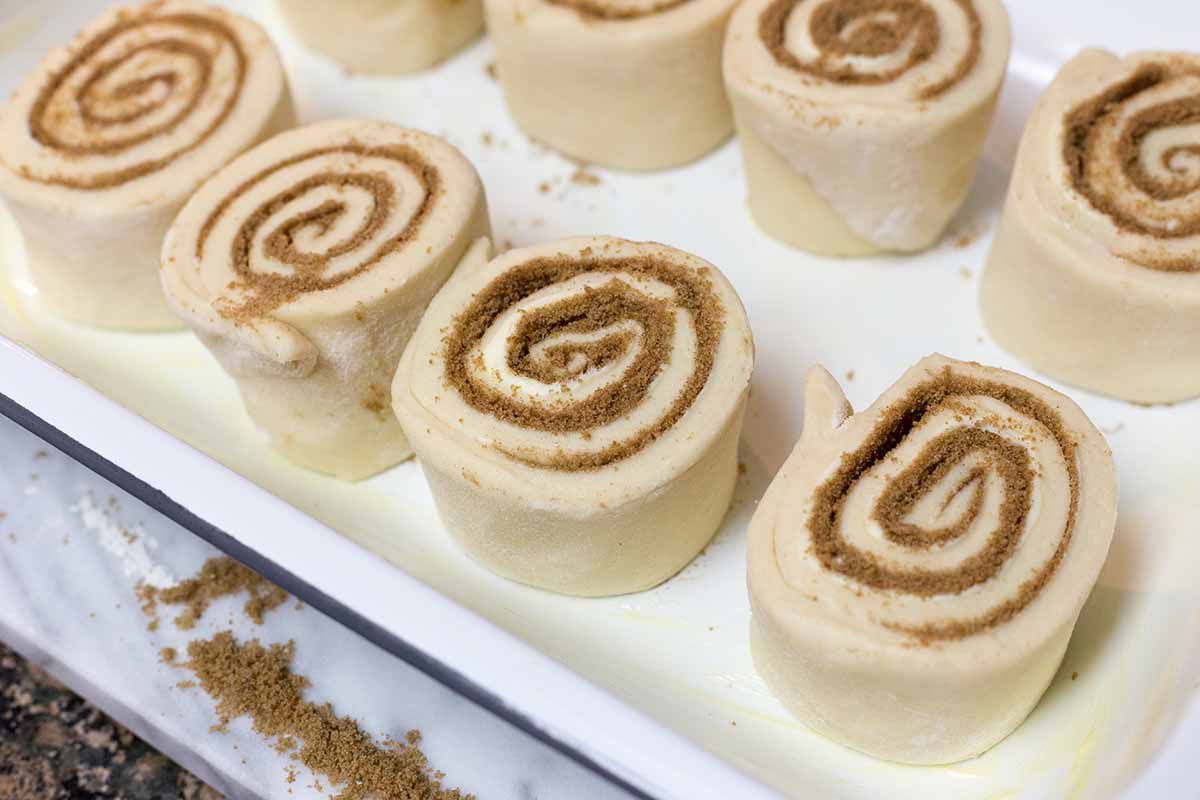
xmin=724 ymin=0 xmax=1009 ymax=254
xmin=0 ymin=0 xmax=294 ymax=330
xmin=981 ymin=50 xmax=1200 ymax=404
xmin=277 ymin=0 xmax=483 ymax=75
xmin=748 ymin=355 xmax=1116 ymax=764
xmin=393 ymin=236 xmax=754 ymax=596
xmin=484 ymin=0 xmax=737 ymax=170
xmin=161 ymin=119 xmax=490 ymax=480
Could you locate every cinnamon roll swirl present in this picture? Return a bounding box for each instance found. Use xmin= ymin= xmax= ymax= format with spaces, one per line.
xmin=981 ymin=50 xmax=1200 ymax=403
xmin=484 ymin=0 xmax=736 ymax=169
xmin=277 ymin=0 xmax=483 ymax=75
xmin=723 ymin=0 xmax=1009 ymax=255
xmin=748 ymin=355 xmax=1116 ymax=764
xmin=161 ymin=120 xmax=490 ymax=480
xmin=392 ymin=236 xmax=754 ymax=595
xmin=0 ymin=0 xmax=294 ymax=329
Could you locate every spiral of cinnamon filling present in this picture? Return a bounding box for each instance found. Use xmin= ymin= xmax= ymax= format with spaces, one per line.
xmin=442 ymin=253 xmax=725 ymax=471
xmin=807 ymin=369 xmax=1078 ymax=643
xmin=24 ymin=8 xmax=249 ymax=189
xmin=758 ymin=0 xmax=982 ymax=99
xmin=1063 ymin=60 xmax=1200 ymax=271
xmin=195 ymin=144 xmax=441 ymax=320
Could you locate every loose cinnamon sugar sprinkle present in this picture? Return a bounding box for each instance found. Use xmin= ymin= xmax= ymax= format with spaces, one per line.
xmin=137 ymin=583 xmax=160 ymax=631
xmin=758 ymin=0 xmax=983 ymax=100
xmin=362 ymin=383 xmax=389 ymax=418
xmin=145 ymin=556 xmax=288 ymax=630
xmin=570 ymin=166 xmax=602 ymax=186
xmin=807 ymin=367 xmax=1080 ymax=643
xmin=183 ymin=632 xmax=471 ymax=800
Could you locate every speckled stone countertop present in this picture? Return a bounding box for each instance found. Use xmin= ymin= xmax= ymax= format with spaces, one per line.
xmin=0 ymin=640 xmax=218 ymax=800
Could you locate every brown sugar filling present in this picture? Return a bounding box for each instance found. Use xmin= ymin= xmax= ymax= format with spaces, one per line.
xmin=758 ymin=0 xmax=982 ymax=100
xmin=874 ymin=428 xmax=1029 ymax=551
xmin=442 ymin=254 xmax=725 ymax=471
xmin=806 ymin=367 xmax=1080 ymax=643
xmin=26 ymin=10 xmax=247 ymax=189
xmin=543 ymin=0 xmax=691 ymax=21
xmin=196 ymin=143 xmax=440 ymax=320
xmin=1063 ymin=61 xmax=1200 ymax=271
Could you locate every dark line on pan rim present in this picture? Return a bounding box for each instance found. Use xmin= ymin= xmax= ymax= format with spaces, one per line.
xmin=0 ymin=390 xmax=661 ymax=800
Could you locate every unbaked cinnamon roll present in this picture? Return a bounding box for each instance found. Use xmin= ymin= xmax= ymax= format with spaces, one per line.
xmin=748 ymin=355 xmax=1116 ymax=764
xmin=161 ymin=119 xmax=490 ymax=480
xmin=982 ymin=50 xmax=1200 ymax=403
xmin=484 ymin=0 xmax=737 ymax=170
xmin=393 ymin=236 xmax=754 ymax=595
xmin=0 ymin=0 xmax=294 ymax=329
xmin=276 ymin=0 xmax=483 ymax=75
xmin=724 ymin=0 xmax=1009 ymax=255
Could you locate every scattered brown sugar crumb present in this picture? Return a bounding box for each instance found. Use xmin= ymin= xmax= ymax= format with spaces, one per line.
xmin=362 ymin=383 xmax=389 ymax=418
xmin=34 ymin=449 xmax=48 ymax=459
xmin=569 ymin=165 xmax=601 ymax=186
xmin=537 ymin=180 xmax=551 ymax=194
xmin=738 ymin=462 xmax=747 ymax=476
xmin=183 ymin=632 xmax=472 ymax=800
xmin=1071 ymin=671 xmax=1079 ymax=681
xmin=845 ymin=369 xmax=855 ymax=382
xmin=480 ymin=131 xmax=494 ymax=147
xmin=137 ymin=583 xmax=161 ymax=631
xmin=484 ymin=61 xmax=497 ymax=80
xmin=147 ymin=557 xmax=288 ymax=630
xmin=160 ymin=647 xmax=178 ymax=665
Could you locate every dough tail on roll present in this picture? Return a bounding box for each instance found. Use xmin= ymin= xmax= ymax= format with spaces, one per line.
xmin=982 ymin=49 xmax=1200 ymax=403
xmin=393 ymin=236 xmax=754 ymax=596
xmin=748 ymin=355 xmax=1116 ymax=764
xmin=723 ymin=0 xmax=1010 ymax=255
xmin=161 ymin=119 xmax=490 ymax=480
xmin=0 ymin=0 xmax=295 ymax=329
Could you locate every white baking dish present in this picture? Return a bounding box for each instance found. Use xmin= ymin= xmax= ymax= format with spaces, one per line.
xmin=0 ymin=1 xmax=1197 ymax=798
